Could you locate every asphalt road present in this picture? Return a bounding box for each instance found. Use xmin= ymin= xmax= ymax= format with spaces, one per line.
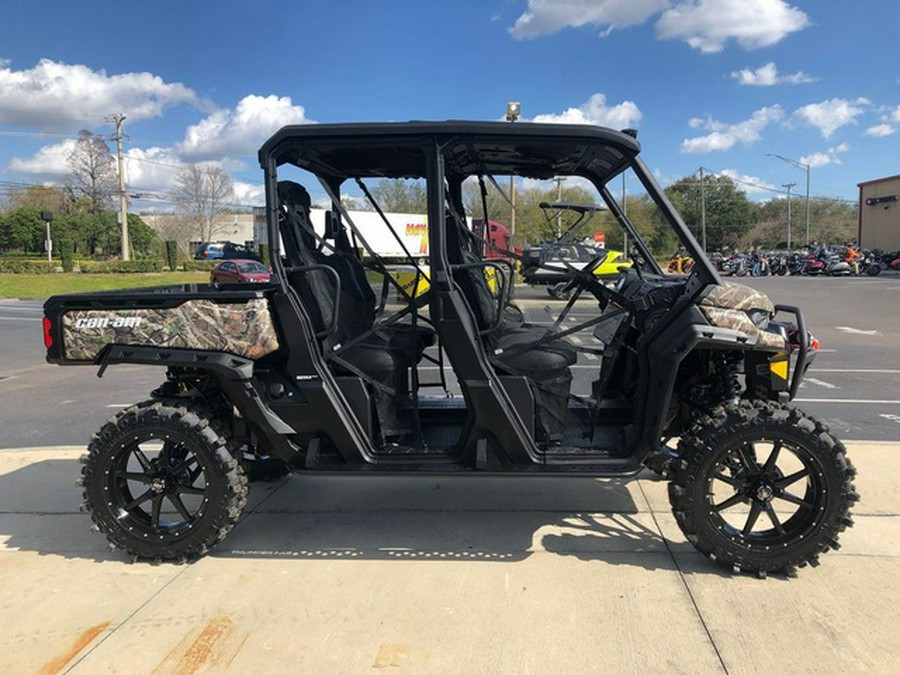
xmin=1 ymin=274 xmax=898 ymax=447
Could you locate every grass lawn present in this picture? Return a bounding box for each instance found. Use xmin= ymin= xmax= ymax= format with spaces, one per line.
xmin=0 ymin=272 xmax=211 ymax=299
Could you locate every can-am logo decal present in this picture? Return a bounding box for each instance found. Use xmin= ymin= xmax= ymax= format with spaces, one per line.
xmin=73 ymin=316 xmax=143 ymax=329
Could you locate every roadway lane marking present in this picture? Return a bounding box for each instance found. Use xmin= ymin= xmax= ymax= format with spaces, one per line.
xmin=0 ymin=317 xmax=41 ymax=321
xmin=805 ymin=378 xmax=839 ymax=389
xmin=812 ymin=369 xmax=900 ymax=374
xmin=796 ymin=398 xmax=900 ymax=404
xmin=835 ymin=326 xmax=880 ymax=336
xmin=880 ymin=414 xmax=900 ymax=425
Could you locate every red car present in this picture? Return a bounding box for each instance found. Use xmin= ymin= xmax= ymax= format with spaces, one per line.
xmin=210 ymin=259 xmax=271 ymax=284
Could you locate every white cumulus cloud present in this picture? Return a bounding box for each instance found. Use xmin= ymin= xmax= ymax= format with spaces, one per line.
xmin=864 ymin=124 xmax=895 ymax=138
xmin=531 ymin=93 xmax=642 ymax=129
xmin=681 ymin=105 xmax=784 ymax=153
xmin=0 ymin=59 xmax=202 ymax=130
xmin=233 ymin=181 xmax=265 ymax=206
xmin=717 ymin=168 xmax=778 ymax=195
xmin=791 ymin=98 xmax=869 ymax=138
xmin=508 ymin=0 xmax=809 ymax=52
xmin=730 ymin=62 xmax=817 ymax=86
xmin=7 ymin=138 xmax=77 ymax=176
xmin=799 ymin=143 xmax=850 ymax=168
xmin=176 ymin=94 xmax=312 ymax=159
xmin=656 ymin=0 xmax=809 ymax=53
xmin=510 ymin=0 xmax=670 ymax=39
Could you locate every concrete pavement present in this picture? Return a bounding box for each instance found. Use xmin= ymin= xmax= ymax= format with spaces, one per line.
xmin=0 ymin=441 xmax=897 ymax=674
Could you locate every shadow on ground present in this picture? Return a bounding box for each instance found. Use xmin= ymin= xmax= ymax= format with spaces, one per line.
xmin=0 ymin=458 xmax=692 ymax=572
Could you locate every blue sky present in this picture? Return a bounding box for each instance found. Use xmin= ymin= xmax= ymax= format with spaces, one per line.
xmin=1 ymin=0 xmax=897 ymax=210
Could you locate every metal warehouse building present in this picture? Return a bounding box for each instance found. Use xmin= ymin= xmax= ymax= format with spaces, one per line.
xmin=858 ymin=175 xmax=900 ymax=251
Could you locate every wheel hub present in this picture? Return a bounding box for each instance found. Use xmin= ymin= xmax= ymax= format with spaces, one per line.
xmin=149 ymin=476 xmax=167 ymax=494
xmin=755 ymin=484 xmax=774 ymax=502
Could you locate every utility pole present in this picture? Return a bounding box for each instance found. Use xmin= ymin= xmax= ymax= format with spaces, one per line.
xmin=782 ymin=182 xmax=796 ymax=250
xmin=113 ymin=113 xmax=131 ymax=261
xmin=767 ymin=153 xmax=811 ymax=246
xmin=699 ymin=166 xmax=707 ymax=251
xmin=551 ymin=176 xmax=567 ymax=237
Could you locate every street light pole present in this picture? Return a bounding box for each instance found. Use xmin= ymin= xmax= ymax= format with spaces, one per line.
xmin=782 ymin=182 xmax=796 ymax=250
xmin=767 ymin=153 xmax=811 ymax=245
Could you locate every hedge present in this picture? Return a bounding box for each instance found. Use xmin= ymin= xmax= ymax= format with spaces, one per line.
xmin=0 ymin=260 xmax=54 ymax=274
xmin=79 ymin=259 xmax=166 ymax=273
xmin=165 ymin=241 xmax=178 ymax=271
xmin=60 ymin=240 xmax=75 ymax=272
xmin=181 ymin=260 xmax=217 ymax=272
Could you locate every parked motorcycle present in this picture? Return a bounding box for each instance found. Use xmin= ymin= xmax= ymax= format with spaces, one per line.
xmin=768 ymin=253 xmax=789 ymax=276
xmin=824 ymin=254 xmax=851 ymax=276
xmin=788 ymin=252 xmax=825 ymax=276
xmin=858 ymin=251 xmax=883 ymax=276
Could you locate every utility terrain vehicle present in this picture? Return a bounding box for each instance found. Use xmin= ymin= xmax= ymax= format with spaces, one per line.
xmin=43 ymin=121 xmax=857 ymax=576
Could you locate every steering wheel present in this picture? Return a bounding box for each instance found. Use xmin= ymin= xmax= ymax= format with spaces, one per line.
xmin=556 ymin=249 xmax=619 ymax=307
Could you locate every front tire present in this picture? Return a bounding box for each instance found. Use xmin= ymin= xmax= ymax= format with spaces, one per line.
xmin=81 ymin=401 xmax=248 ymax=561
xmin=668 ymin=402 xmax=858 ymax=576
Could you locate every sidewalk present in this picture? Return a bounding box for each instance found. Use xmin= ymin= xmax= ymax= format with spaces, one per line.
xmin=0 ymin=441 xmax=897 ymax=674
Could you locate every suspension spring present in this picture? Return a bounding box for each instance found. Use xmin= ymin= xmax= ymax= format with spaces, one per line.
xmin=714 ymin=351 xmax=742 ymax=405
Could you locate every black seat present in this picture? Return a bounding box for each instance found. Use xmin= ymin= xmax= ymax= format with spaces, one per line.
xmin=451 ymin=243 xmax=577 ymax=438
xmin=278 ymin=181 xmax=433 ymax=438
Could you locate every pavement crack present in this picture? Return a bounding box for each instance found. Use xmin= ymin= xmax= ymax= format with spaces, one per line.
xmin=637 ymin=480 xmax=729 ymax=675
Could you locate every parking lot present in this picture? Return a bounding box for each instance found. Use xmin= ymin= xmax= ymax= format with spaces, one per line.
xmin=1 ymin=276 xmax=898 ymax=673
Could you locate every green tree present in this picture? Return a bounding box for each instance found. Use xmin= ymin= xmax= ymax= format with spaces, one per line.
xmin=7 ymin=185 xmax=72 ymax=214
xmin=365 ymin=179 xmax=427 ymax=213
xmin=0 ymin=207 xmax=44 ymax=252
xmin=741 ymin=197 xmax=858 ymax=250
xmin=665 ymin=173 xmax=753 ymax=251
xmin=462 ymin=179 xmax=604 ymax=247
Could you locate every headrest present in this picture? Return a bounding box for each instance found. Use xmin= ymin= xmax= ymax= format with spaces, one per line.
xmin=277 ymin=181 xmax=311 ymax=211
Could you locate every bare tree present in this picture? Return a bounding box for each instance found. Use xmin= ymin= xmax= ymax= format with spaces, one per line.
xmin=171 ymin=164 xmax=235 ymax=241
xmin=67 ymin=130 xmax=118 ymax=214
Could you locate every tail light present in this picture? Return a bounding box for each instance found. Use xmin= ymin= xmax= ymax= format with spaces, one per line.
xmin=42 ymin=316 xmax=54 ymax=349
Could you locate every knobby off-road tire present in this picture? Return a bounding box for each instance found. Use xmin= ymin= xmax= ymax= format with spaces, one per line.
xmin=151 ymin=394 xmax=290 ymax=483
xmin=668 ymin=401 xmax=858 ymax=577
xmin=81 ymin=401 xmax=248 ymax=561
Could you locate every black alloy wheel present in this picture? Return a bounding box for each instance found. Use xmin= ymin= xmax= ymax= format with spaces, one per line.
xmin=669 ymin=401 xmax=858 ymax=577
xmin=81 ymin=401 xmax=247 ymax=561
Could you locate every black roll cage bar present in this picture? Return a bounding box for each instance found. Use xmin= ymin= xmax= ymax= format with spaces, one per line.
xmin=260 ymin=122 xmax=725 ymax=447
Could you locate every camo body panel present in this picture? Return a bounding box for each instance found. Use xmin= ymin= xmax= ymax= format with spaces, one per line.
xmin=61 ymin=298 xmax=280 ymax=361
xmin=699 ymin=306 xmax=787 ymax=350
xmin=700 ymin=283 xmax=775 ymax=313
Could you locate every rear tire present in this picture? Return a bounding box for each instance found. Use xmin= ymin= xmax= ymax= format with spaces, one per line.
xmin=668 ymin=401 xmax=858 ymax=576
xmin=81 ymin=401 xmax=248 ymax=561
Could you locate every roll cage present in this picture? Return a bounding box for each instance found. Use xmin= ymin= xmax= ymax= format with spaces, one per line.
xmin=258 ymin=121 xmax=724 ymax=470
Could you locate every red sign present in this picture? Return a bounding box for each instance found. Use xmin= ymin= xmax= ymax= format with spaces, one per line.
xmin=594 ymin=231 xmax=605 ymax=243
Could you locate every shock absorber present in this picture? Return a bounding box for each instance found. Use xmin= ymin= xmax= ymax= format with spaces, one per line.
xmin=714 ymin=351 xmax=742 ymax=405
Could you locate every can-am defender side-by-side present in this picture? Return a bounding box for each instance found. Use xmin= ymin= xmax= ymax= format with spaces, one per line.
xmin=42 ymin=122 xmax=858 ymax=575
